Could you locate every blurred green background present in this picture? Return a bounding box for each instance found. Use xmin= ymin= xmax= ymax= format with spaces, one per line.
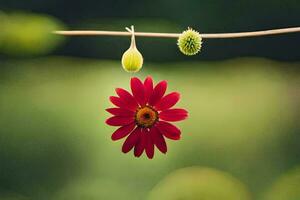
xmin=0 ymin=0 xmax=299 ymax=200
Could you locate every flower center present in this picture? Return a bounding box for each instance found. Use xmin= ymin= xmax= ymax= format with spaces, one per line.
xmin=135 ymin=106 xmax=158 ymax=128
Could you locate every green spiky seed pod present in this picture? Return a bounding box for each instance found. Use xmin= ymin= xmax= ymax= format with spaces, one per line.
xmin=177 ymin=28 xmax=202 ymax=56
xmin=121 ymin=26 xmax=143 ymax=73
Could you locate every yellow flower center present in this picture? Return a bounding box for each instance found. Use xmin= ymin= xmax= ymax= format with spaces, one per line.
xmin=135 ymin=106 xmax=158 ymax=128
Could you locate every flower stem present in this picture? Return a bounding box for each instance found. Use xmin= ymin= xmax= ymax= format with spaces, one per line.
xmin=53 ymin=27 xmax=300 ymax=39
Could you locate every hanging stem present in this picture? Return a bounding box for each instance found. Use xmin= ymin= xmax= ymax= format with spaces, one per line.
xmin=125 ymin=25 xmax=136 ymax=48
xmin=53 ymin=27 xmax=300 ymax=39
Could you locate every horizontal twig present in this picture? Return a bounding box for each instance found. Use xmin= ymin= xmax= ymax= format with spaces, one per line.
xmin=53 ymin=27 xmax=300 ymax=39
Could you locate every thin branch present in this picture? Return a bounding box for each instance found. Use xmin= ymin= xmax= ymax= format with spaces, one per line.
xmin=53 ymin=27 xmax=300 ymax=39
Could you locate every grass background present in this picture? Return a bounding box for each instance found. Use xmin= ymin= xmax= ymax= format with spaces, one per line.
xmin=0 ymin=57 xmax=299 ymax=199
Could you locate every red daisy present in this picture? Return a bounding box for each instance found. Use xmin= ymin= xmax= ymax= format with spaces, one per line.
xmin=105 ymin=76 xmax=188 ymax=159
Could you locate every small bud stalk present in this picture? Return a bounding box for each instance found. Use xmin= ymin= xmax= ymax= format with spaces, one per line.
xmin=121 ymin=25 xmax=144 ymax=73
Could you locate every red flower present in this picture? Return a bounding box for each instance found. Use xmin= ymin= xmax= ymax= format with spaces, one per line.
xmin=105 ymin=76 xmax=188 ymax=159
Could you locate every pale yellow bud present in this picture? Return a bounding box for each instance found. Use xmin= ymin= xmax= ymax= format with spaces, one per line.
xmin=121 ymin=25 xmax=143 ymax=73
xmin=121 ymin=46 xmax=143 ymax=73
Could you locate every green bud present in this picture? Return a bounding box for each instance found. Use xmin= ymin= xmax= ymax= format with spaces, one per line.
xmin=177 ymin=27 xmax=202 ymax=56
xmin=121 ymin=26 xmax=143 ymax=73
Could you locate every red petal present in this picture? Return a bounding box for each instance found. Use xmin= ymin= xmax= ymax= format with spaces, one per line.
xmin=122 ymin=127 xmax=141 ymax=153
xmin=134 ymin=129 xmax=146 ymax=157
xmin=150 ymin=126 xmax=167 ymax=153
xmin=106 ymin=108 xmax=135 ymax=116
xmin=109 ymin=96 xmax=137 ymax=111
xmin=109 ymin=96 xmax=124 ymax=107
xmin=155 ymin=92 xmax=180 ymax=111
xmin=111 ymin=123 xmax=136 ymax=141
xmin=159 ymin=109 xmax=188 ymax=122
xmin=131 ymin=77 xmax=146 ymax=106
xmin=106 ymin=116 xmax=134 ymax=126
xmin=115 ymin=88 xmax=138 ymax=110
xmin=144 ymin=76 xmax=153 ymax=103
xmin=156 ymin=121 xmax=181 ymax=140
xmin=145 ymin=129 xmax=155 ymax=159
xmin=149 ymin=80 xmax=167 ymax=106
